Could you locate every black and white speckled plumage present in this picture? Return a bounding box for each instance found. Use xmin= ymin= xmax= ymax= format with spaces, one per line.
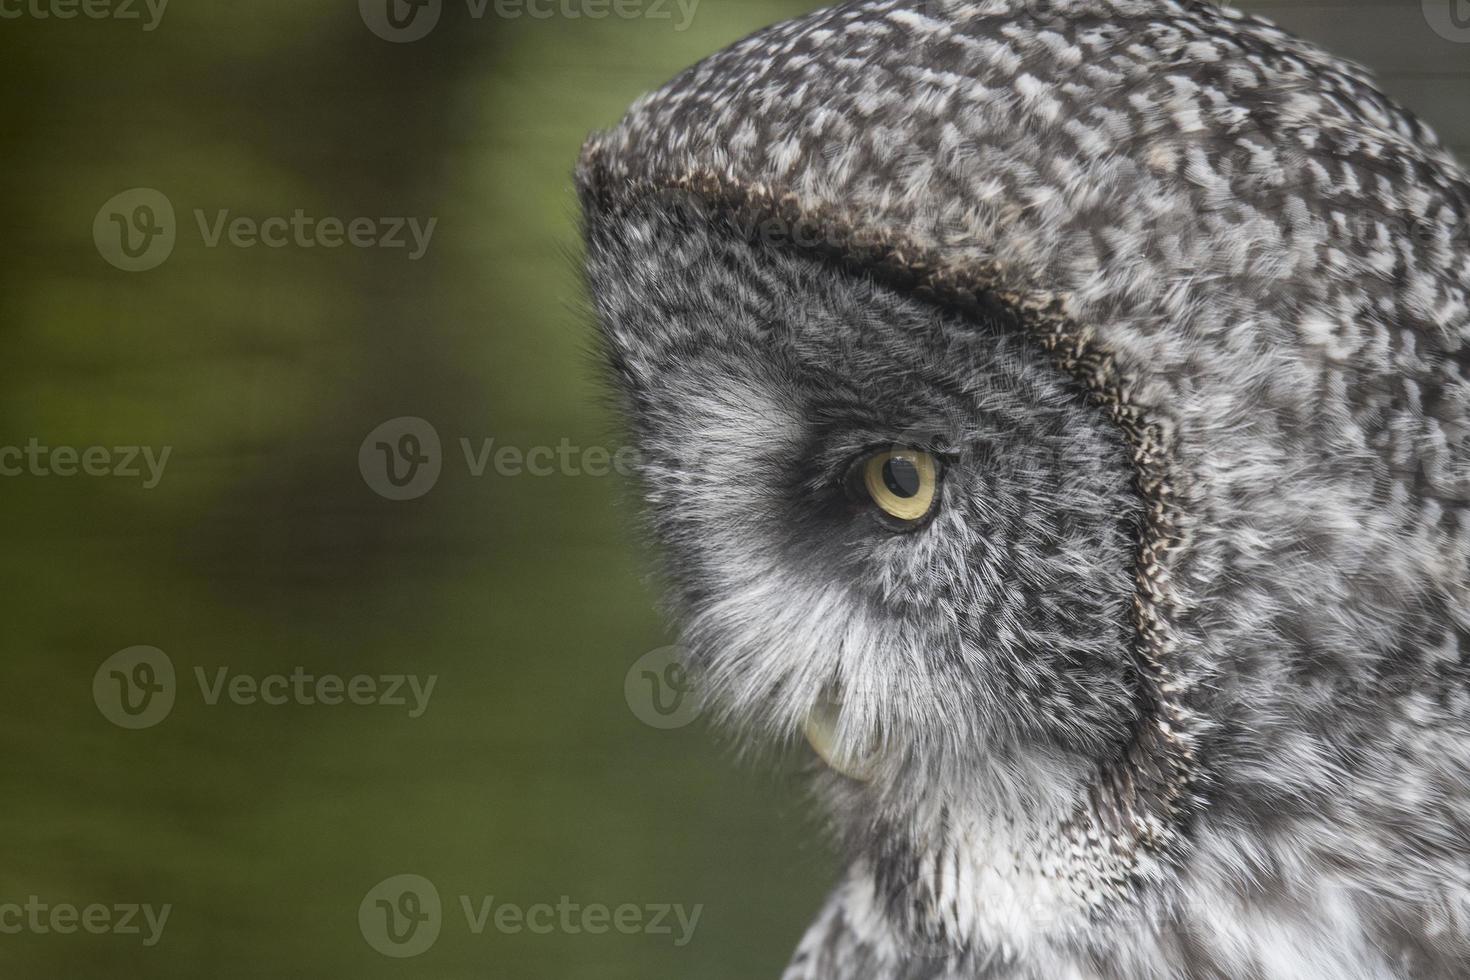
xmin=576 ymin=1 xmax=1470 ymax=976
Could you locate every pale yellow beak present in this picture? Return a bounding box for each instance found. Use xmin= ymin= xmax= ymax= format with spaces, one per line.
xmin=802 ymin=692 xmax=878 ymax=781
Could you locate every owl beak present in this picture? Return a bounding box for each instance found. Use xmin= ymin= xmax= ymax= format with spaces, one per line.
xmin=802 ymin=690 xmax=878 ymax=782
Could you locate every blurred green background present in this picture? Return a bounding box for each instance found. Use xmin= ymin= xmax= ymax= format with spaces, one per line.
xmin=0 ymin=1 xmax=1464 ymax=977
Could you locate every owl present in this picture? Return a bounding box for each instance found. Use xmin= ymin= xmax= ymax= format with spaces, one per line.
xmin=576 ymin=1 xmax=1470 ymax=977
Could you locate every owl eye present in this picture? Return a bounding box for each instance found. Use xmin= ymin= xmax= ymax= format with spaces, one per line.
xmin=856 ymin=449 xmax=941 ymax=527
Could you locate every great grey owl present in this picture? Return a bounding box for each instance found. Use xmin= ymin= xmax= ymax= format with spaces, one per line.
xmin=576 ymin=1 xmax=1470 ymax=976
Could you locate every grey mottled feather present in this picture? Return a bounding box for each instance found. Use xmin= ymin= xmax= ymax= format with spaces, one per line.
xmin=576 ymin=1 xmax=1470 ymax=976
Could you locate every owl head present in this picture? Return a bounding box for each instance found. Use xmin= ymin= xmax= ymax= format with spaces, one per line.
xmin=583 ymin=186 xmax=1144 ymax=823
xmin=578 ymin=0 xmax=1470 ymax=961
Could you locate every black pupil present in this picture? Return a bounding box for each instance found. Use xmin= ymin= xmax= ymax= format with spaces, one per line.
xmin=882 ymin=457 xmax=922 ymax=498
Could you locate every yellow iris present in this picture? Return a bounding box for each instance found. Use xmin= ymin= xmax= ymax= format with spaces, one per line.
xmin=861 ymin=449 xmax=939 ymax=523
